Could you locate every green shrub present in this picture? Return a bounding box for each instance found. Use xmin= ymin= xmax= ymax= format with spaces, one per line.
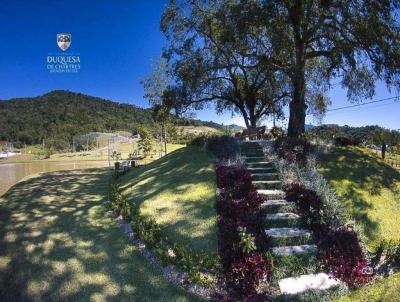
xmin=108 ymin=174 xmax=219 ymax=285
xmin=371 ymin=240 xmax=400 ymax=271
xmin=270 ymin=126 xmax=285 ymax=138
xmin=188 ymin=135 xmax=208 ymax=147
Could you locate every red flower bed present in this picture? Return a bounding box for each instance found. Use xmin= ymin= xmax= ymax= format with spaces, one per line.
xmin=284 ymin=183 xmax=373 ymax=287
xmin=216 ymin=165 xmax=271 ymax=301
xmin=319 ymin=226 xmax=374 ymax=287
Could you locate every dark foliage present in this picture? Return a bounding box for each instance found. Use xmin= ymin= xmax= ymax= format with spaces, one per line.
xmin=307 ymin=124 xmax=400 ymax=146
xmin=284 ymin=183 xmax=328 ymax=238
xmin=216 ymin=165 xmax=253 ymax=199
xmin=319 ymin=226 xmax=373 ymax=288
xmin=227 ymin=253 xmax=272 ymax=301
xmin=284 ymin=183 xmax=372 ymax=287
xmin=188 ymin=135 xmax=208 ymax=148
xmin=334 ymin=136 xmax=361 ymax=146
xmin=206 ymin=135 xmax=239 ymax=160
xmin=216 ymin=165 xmax=271 ymax=301
xmin=273 ymin=136 xmax=314 ymax=165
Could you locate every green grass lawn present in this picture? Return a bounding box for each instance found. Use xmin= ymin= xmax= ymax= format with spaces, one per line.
xmin=334 ymin=273 xmax=400 ymax=302
xmin=318 ymin=146 xmax=400 ymax=248
xmin=0 ymin=169 xmax=201 ymax=301
xmin=119 ymin=146 xmax=218 ymax=254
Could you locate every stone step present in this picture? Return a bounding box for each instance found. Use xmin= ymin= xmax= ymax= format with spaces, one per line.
xmin=253 ymin=180 xmax=282 ymax=190
xmin=279 ymin=273 xmax=341 ymax=295
xmin=257 ymin=189 xmax=285 ymax=200
xmin=242 ymin=153 xmax=264 ymax=157
xmin=266 ymin=227 xmax=313 ymax=247
xmin=271 ymin=244 xmax=318 ymax=256
xmin=266 ymin=212 xmax=301 ymax=228
xmin=262 ymin=199 xmax=295 ymax=213
xmin=266 ymin=227 xmax=312 ymax=238
xmin=247 ymin=167 xmax=274 ymax=172
xmin=252 ymin=173 xmax=279 ymax=181
xmin=246 ymin=161 xmax=273 ymax=168
xmin=245 ymin=156 xmax=266 ymax=162
xmin=242 ymin=148 xmax=263 ymax=151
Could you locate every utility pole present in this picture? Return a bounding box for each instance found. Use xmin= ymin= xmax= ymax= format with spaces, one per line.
xmin=162 ymin=121 xmax=167 ymax=156
xmin=108 ymin=138 xmax=111 ymax=168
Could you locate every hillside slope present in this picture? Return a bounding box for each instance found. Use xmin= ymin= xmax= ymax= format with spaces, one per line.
xmin=0 ymin=90 xmax=153 ymax=148
xmin=318 ymin=146 xmax=400 ymax=247
xmin=119 ymin=146 xmax=217 ymax=253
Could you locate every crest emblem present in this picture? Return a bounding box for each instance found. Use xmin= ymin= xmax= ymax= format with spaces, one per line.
xmin=57 ymin=33 xmax=71 ymax=51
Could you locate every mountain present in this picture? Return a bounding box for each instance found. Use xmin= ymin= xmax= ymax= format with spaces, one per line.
xmin=226 ymin=124 xmax=245 ymax=131
xmin=0 ymin=90 xmax=221 ymax=150
xmin=305 ymin=123 xmax=316 ymax=131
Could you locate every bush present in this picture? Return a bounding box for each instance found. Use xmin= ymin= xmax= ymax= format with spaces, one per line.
xmin=285 ymin=183 xmax=328 ymax=238
xmin=216 ymin=165 xmax=253 ymax=199
xmin=270 ymin=126 xmax=284 ymax=138
xmin=334 ymin=136 xmax=360 ymax=146
xmin=284 ymin=183 xmax=372 ymax=287
xmin=274 ymin=136 xmax=314 ymax=165
xmin=109 ymin=174 xmax=218 ymax=285
xmin=216 ymin=164 xmax=271 ymax=300
xmin=371 ymin=240 xmax=400 ymax=272
xmin=188 ymin=135 xmax=208 ymax=147
xmin=319 ymin=226 xmax=373 ymax=288
xmin=206 ymin=135 xmax=239 ymax=160
xmin=227 ymin=252 xmax=272 ymax=300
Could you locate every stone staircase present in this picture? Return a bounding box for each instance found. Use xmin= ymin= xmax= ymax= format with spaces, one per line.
xmin=241 ymin=141 xmax=341 ymax=297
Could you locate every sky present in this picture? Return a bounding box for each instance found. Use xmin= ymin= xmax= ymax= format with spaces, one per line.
xmin=0 ymin=0 xmax=399 ymax=130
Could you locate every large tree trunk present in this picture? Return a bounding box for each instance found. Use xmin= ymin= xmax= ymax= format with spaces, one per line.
xmin=288 ymin=47 xmax=307 ymax=138
xmin=287 ymin=90 xmax=306 ymax=137
xmin=249 ymin=115 xmax=257 ymax=128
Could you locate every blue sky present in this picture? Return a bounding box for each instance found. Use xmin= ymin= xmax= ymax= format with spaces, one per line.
xmin=0 ymin=0 xmax=399 ymax=129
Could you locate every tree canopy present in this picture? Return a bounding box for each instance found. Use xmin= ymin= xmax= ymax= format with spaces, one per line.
xmin=161 ymin=0 xmax=290 ymax=128
xmin=255 ymin=0 xmax=400 ymax=136
xmin=161 ymin=0 xmax=400 ymax=135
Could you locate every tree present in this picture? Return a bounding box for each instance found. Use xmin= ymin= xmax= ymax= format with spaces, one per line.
xmin=255 ymin=0 xmax=400 ymax=137
xmin=141 ymin=57 xmax=177 ymax=154
xmin=161 ymin=0 xmax=290 ymax=128
xmin=137 ymin=126 xmax=153 ymax=156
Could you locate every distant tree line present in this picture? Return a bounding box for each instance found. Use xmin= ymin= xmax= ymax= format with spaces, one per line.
xmin=0 ymin=90 xmax=227 ymax=152
xmin=307 ymin=124 xmax=400 ymax=149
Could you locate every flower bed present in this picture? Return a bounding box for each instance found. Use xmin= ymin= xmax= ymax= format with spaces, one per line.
xmin=284 ymin=182 xmax=373 ymax=288
xmin=215 ymin=165 xmax=272 ymax=301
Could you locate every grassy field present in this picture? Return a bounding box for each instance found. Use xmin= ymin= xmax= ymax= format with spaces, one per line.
xmin=0 ymin=169 xmax=201 ymax=301
xmin=178 ymin=125 xmax=222 ymax=136
xmin=334 ymin=273 xmax=400 ymax=302
xmin=119 ymin=146 xmax=218 ymax=253
xmin=318 ymin=146 xmax=400 ymax=248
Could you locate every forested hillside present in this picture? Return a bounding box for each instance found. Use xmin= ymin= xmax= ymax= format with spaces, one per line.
xmin=0 ymin=90 xmax=154 ymax=149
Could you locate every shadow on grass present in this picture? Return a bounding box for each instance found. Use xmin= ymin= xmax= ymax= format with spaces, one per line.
xmin=0 ymin=169 xmax=199 ymax=301
xmin=118 ymin=146 xmax=217 ymax=253
xmin=318 ymin=147 xmax=400 ymax=242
